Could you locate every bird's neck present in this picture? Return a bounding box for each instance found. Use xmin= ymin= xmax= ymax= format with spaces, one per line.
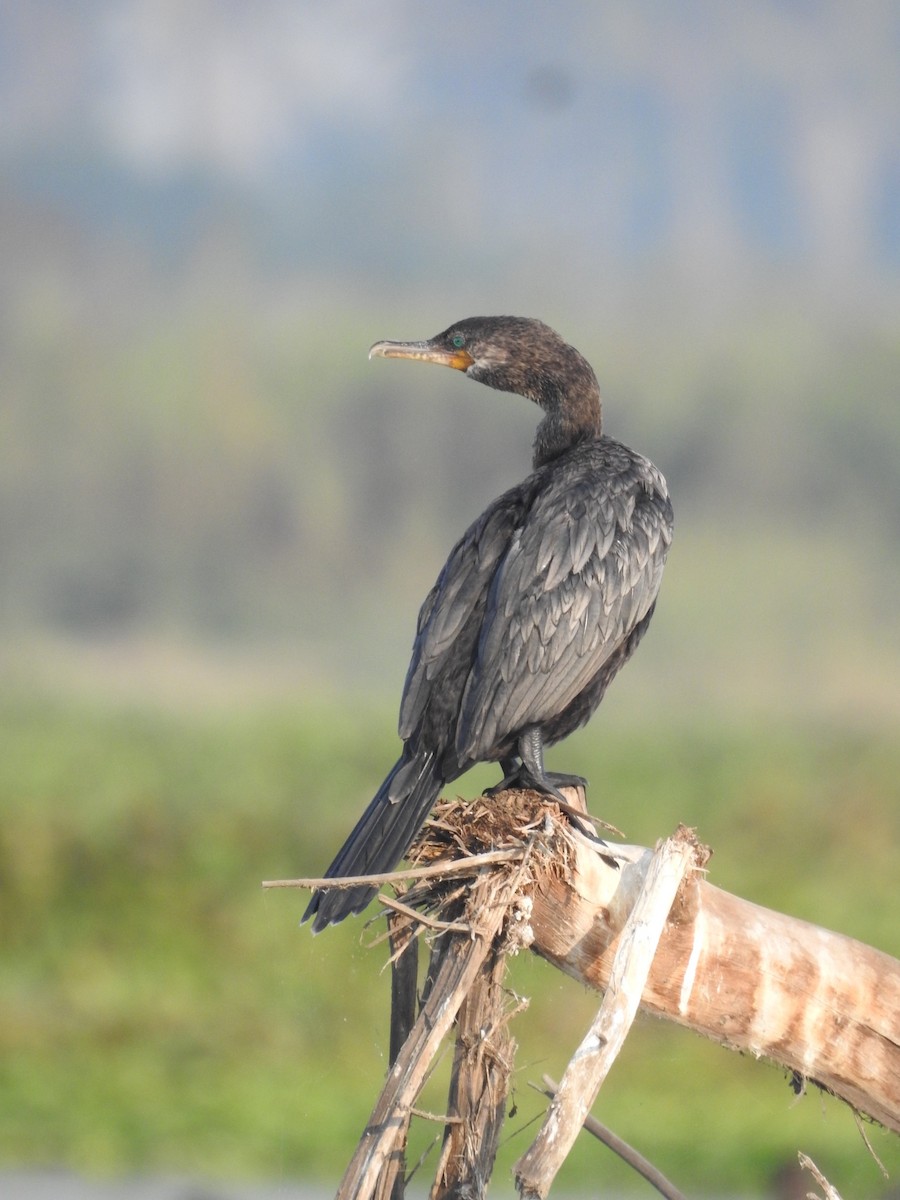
xmin=532 ymin=383 xmax=602 ymax=468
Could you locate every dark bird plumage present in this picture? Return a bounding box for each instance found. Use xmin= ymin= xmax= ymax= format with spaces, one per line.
xmin=303 ymin=316 xmax=673 ymax=932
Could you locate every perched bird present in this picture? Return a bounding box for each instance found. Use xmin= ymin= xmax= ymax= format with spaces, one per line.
xmin=303 ymin=316 xmax=673 ymax=932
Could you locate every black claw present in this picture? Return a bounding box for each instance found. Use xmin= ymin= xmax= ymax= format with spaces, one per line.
xmin=543 ymin=770 xmax=589 ymax=792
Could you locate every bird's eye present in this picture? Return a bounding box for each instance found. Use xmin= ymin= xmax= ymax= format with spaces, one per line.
xmin=451 ymin=333 xmax=466 ymax=349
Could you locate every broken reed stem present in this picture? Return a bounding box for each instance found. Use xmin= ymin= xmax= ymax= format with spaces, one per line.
xmin=372 ymin=912 xmax=419 ymax=1200
xmin=515 ymin=830 xmax=698 ymax=1200
xmin=336 ymin=862 xmax=528 ymax=1200
xmin=429 ymin=922 xmax=517 ymax=1200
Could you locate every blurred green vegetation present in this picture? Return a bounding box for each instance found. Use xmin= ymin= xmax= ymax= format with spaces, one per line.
xmin=1 ymin=694 xmax=897 ymax=1194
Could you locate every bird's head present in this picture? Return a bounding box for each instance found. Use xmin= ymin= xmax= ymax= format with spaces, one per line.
xmin=369 ymin=316 xmax=602 ymax=465
xmin=370 ymin=316 xmax=596 ymax=406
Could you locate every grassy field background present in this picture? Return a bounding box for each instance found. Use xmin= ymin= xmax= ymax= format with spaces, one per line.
xmin=1 ymin=690 xmax=897 ymax=1197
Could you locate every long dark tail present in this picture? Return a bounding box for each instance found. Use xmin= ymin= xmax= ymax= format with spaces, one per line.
xmin=302 ymin=752 xmax=442 ymax=933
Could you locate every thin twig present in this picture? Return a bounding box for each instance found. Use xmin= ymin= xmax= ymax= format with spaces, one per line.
xmin=403 ymin=1131 xmax=443 ymax=1189
xmin=409 ymin=1106 xmax=463 ymax=1124
xmin=798 ymin=1152 xmax=844 ymax=1200
xmin=262 ymin=846 xmax=525 ymax=891
xmin=378 ymin=893 xmax=472 ymax=934
xmin=537 ymin=1076 xmax=687 ymax=1200
xmin=852 ymin=1109 xmax=888 ymax=1179
xmin=367 ymin=885 xmax=473 ymax=954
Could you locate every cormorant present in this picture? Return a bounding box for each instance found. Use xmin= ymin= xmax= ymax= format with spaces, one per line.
xmin=303 ymin=316 xmax=673 ymax=932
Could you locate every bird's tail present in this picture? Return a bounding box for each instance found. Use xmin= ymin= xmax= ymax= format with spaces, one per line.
xmin=302 ymin=752 xmax=442 ymax=933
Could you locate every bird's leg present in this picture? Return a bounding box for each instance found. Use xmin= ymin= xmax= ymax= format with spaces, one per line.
xmin=500 ymin=755 xmax=521 ymax=777
xmin=517 ymin=726 xmax=566 ymax=803
xmin=481 ymin=731 xmax=602 ymax=846
xmin=484 ymin=732 xmax=587 ymax=799
xmin=517 ymin=726 xmax=600 ymax=841
xmin=482 ymin=756 xmax=524 ymax=798
xmin=518 ymin=726 xmax=588 ymax=796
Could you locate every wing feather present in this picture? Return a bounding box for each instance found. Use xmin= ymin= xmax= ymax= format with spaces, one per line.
xmin=457 ymin=445 xmax=672 ymax=760
xmin=398 ymin=485 xmax=535 ymax=741
xmin=397 ymin=439 xmax=672 ymax=777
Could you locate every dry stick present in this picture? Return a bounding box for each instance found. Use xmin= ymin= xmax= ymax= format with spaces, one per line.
xmin=430 ymin=925 xmax=516 ymax=1200
xmin=798 ymin=1153 xmax=844 ymax=1200
xmin=515 ymin=830 xmax=698 ymax=1200
xmin=378 ymin=892 xmax=471 ymax=934
xmin=336 ymin=868 xmax=523 ymax=1200
xmin=262 ymin=846 xmax=524 ymax=892
xmin=531 ymin=825 xmax=900 ymax=1134
xmin=851 ymin=1108 xmax=889 ymax=1179
xmin=372 ymin=913 xmax=420 ymax=1200
xmin=538 ymin=1076 xmax=687 ymax=1200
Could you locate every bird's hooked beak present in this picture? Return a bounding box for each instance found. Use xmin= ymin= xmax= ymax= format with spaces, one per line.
xmin=369 ymin=339 xmax=474 ymax=372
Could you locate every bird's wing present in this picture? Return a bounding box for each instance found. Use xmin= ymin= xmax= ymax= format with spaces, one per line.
xmin=398 ymin=485 xmax=534 ymax=742
xmin=456 ymin=458 xmax=672 ymax=762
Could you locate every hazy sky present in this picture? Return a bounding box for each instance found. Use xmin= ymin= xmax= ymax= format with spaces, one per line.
xmin=5 ymin=0 xmax=899 ymax=295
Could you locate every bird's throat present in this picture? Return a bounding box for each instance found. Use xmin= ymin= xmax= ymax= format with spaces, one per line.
xmin=533 ymin=402 xmax=601 ymax=468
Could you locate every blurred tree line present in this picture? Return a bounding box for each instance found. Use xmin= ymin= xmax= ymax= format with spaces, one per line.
xmin=3 ymin=284 xmax=899 ymax=700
